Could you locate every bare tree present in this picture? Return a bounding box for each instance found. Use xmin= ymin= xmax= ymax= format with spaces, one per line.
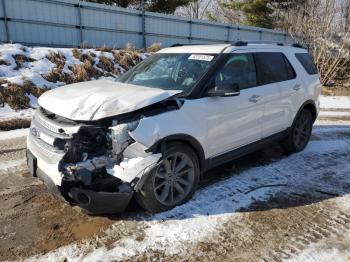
xmin=282 ymin=0 xmax=350 ymax=86
xmin=343 ymin=0 xmax=350 ymax=31
xmin=213 ymin=0 xmax=243 ymax=23
xmin=176 ymin=0 xmax=214 ymax=19
xmin=176 ymin=0 xmax=243 ymax=23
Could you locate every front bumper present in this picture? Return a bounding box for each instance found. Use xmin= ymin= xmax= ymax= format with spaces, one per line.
xmin=69 ymin=187 xmax=133 ymax=214
xmin=26 ymin=148 xmax=133 ymax=214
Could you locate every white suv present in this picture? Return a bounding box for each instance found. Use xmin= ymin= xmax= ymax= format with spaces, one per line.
xmin=27 ymin=42 xmax=321 ymax=213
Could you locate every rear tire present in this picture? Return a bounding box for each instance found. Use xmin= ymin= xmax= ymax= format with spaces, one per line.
xmin=135 ymin=142 xmax=200 ymax=213
xmin=283 ymin=109 xmax=313 ymax=153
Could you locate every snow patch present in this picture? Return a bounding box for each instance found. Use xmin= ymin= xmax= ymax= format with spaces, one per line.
xmin=319 ymin=111 xmax=350 ymax=116
xmin=0 ymin=44 xmax=57 ymax=88
xmin=0 ymin=159 xmax=27 ymax=171
xmin=0 ymin=128 xmax=28 ymax=141
xmin=316 ymin=119 xmax=350 ymax=126
xmin=28 ymin=94 xmax=38 ymax=108
xmin=0 ymin=43 xmax=149 ymax=116
xmin=287 ymin=229 xmax=350 ymax=262
xmin=0 ymin=105 xmax=34 ymax=121
xmin=320 ymin=96 xmax=350 ymax=109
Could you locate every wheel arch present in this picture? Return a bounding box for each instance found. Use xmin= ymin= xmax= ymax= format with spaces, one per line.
xmin=282 ymin=99 xmax=316 ymax=153
xmin=147 ymin=134 xmax=206 ymax=174
xmin=296 ymin=100 xmax=317 ymax=123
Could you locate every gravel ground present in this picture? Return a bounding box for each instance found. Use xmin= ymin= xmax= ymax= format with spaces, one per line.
xmin=0 ymin=115 xmax=349 ymax=262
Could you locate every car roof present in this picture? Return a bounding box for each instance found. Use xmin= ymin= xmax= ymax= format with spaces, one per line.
xmin=157 ymin=43 xmax=307 ymax=54
xmin=157 ymin=44 xmax=230 ymax=54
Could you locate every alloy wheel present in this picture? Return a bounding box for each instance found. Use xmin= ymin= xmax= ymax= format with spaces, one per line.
xmin=293 ymin=111 xmax=312 ymax=150
xmin=153 ymin=152 xmax=195 ymax=206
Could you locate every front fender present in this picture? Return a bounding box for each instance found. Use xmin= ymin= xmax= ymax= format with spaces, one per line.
xmin=129 ymin=102 xmax=208 ymax=157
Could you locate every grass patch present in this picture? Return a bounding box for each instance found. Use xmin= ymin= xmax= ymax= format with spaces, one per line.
xmin=0 ymin=83 xmax=29 ymax=109
xmin=96 ymin=55 xmax=114 ymax=72
xmin=113 ymin=51 xmax=138 ymax=70
xmin=147 ymin=42 xmax=161 ymax=53
xmin=13 ymin=54 xmax=35 ymax=70
xmin=0 ymin=59 xmax=10 ymax=66
xmin=83 ymin=59 xmax=103 ymax=79
xmin=72 ymin=48 xmax=81 ymax=60
xmin=0 ymin=80 xmax=46 ymax=110
xmin=70 ymin=64 xmax=90 ymax=82
xmin=0 ymin=118 xmax=31 ymax=131
xmin=42 ymin=68 xmax=64 ymax=83
xmin=42 ymin=68 xmax=74 ymax=84
xmin=125 ymin=42 xmax=135 ymax=51
xmin=46 ymin=51 xmax=66 ymax=70
xmin=96 ymin=46 xmax=113 ymax=52
xmin=44 ymin=51 xmax=75 ymax=84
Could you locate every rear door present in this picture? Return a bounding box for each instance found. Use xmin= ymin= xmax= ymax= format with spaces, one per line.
xmin=277 ymin=52 xmax=303 ymax=129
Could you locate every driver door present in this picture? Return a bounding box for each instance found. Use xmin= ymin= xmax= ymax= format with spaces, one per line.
xmin=202 ymin=53 xmax=264 ymax=158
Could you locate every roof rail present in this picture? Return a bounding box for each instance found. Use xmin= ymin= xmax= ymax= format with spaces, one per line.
xmin=170 ymin=43 xmax=205 ymax=47
xmin=169 ymin=41 xmax=305 ymax=49
xmin=232 ymin=41 xmax=248 ymax=46
xmin=291 ymin=43 xmax=304 ymax=48
xmin=231 ymin=40 xmax=305 ymax=48
xmin=170 ymin=43 xmax=185 ymax=47
xmin=231 ymin=40 xmax=290 ymax=46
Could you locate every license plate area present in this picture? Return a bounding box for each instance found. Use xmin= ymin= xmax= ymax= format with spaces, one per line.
xmin=26 ymin=150 xmax=37 ymax=177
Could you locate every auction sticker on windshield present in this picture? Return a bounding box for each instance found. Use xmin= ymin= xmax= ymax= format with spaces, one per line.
xmin=188 ymin=54 xmax=214 ymax=62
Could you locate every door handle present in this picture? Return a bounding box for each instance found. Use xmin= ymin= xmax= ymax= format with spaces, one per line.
xmin=249 ymin=95 xmax=261 ymax=103
xmin=293 ymin=84 xmax=302 ymax=91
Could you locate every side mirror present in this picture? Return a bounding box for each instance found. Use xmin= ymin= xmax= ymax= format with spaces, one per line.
xmin=208 ymin=83 xmax=240 ymax=97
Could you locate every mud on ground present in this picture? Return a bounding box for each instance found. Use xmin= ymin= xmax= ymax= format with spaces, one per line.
xmin=0 ymin=137 xmax=114 ymax=261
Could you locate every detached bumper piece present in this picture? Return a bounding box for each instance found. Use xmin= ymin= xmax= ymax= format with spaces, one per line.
xmin=69 ymin=188 xmax=133 ymax=214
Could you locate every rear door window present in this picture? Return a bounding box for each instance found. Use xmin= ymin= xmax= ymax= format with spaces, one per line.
xmin=295 ymin=53 xmax=318 ymax=75
xmin=254 ymin=52 xmax=296 ymax=85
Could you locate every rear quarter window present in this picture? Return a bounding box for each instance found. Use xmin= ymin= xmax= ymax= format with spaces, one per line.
xmin=295 ymin=53 xmax=318 ymax=75
xmin=254 ymin=52 xmax=296 ymax=85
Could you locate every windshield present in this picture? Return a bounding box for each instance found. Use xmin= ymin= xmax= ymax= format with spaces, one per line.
xmin=118 ymin=53 xmax=217 ymax=92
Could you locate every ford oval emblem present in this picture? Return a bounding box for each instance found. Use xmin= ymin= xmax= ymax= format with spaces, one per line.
xmin=31 ymin=127 xmax=40 ymax=137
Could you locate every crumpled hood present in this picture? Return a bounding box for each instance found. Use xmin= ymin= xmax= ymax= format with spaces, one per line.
xmin=38 ymin=80 xmax=181 ymax=121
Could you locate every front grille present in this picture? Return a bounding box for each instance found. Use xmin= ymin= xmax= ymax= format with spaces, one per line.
xmin=33 ymin=117 xmax=69 ymax=141
xmin=36 ymin=112 xmax=61 ymax=133
xmin=31 ymin=107 xmax=108 ymax=164
xmin=27 ymin=133 xmax=64 ymax=164
xmin=30 ymin=108 xmax=80 ymax=154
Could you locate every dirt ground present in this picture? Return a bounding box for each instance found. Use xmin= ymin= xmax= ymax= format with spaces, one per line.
xmin=0 ymin=137 xmax=113 ymax=261
xmin=0 ymin=116 xmax=350 ymax=261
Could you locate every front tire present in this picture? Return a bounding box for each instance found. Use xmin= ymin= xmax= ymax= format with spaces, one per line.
xmin=283 ymin=109 xmax=313 ymax=153
xmin=135 ymin=142 xmax=200 ymax=213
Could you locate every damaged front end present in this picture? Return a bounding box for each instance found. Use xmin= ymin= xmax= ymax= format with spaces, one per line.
xmin=60 ymin=121 xmax=162 ymax=214
xmin=28 ymin=106 xmax=165 ymax=214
